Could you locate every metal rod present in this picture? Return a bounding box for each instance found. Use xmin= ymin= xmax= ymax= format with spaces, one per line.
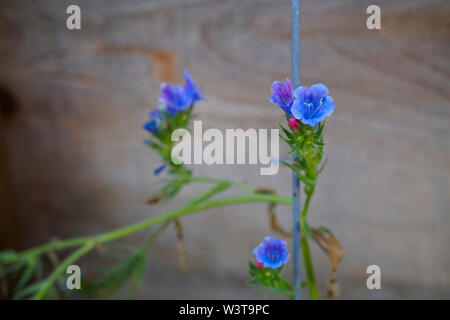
xmin=291 ymin=0 xmax=302 ymax=300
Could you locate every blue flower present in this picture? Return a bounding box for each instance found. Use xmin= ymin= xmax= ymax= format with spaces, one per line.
xmin=142 ymin=109 xmax=164 ymax=135
xmin=291 ymin=83 xmax=334 ymax=127
xmin=153 ymin=164 xmax=166 ymax=175
xmin=159 ymin=71 xmax=203 ymax=115
xmin=183 ymin=70 xmax=204 ymax=105
xmin=252 ymin=236 xmax=290 ymax=269
xmin=269 ymin=78 xmax=294 ymax=116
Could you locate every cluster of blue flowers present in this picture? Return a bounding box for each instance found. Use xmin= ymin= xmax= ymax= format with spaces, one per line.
xmin=270 ymin=79 xmax=334 ymax=127
xmin=253 ymin=236 xmax=290 ymax=269
xmin=143 ymin=109 xmax=164 ymax=135
xmin=160 ymin=71 xmax=204 ymax=115
xmin=143 ymin=71 xmax=203 ymax=176
xmin=143 ymin=70 xmax=204 ymax=136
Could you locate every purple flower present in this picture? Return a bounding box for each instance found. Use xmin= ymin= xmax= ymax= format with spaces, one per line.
xmin=291 ymin=83 xmax=335 ymax=127
xmin=159 ymin=71 xmax=203 ymax=115
xmin=269 ymin=78 xmax=294 ymax=116
xmin=142 ymin=109 xmax=164 ymax=135
xmin=252 ymin=236 xmax=290 ymax=269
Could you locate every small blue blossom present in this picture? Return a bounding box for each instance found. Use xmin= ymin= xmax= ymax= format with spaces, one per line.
xmin=252 ymin=236 xmax=290 ymax=269
xmin=269 ymin=78 xmax=294 ymax=116
xmin=183 ymin=70 xmax=204 ymax=105
xmin=159 ymin=71 xmax=203 ymax=115
xmin=153 ymin=164 xmax=166 ymax=175
xmin=142 ymin=109 xmax=164 ymax=135
xmin=291 ymin=83 xmax=334 ymax=127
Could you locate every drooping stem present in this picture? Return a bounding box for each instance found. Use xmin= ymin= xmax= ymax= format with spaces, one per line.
xmin=18 ymin=193 xmax=291 ymax=261
xmin=16 ymin=179 xmax=256 ymax=261
xmin=25 ymin=192 xmax=291 ymax=299
xmin=96 ymin=194 xmax=290 ymax=243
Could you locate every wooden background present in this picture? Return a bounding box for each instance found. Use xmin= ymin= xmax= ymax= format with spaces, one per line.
xmin=0 ymin=0 xmax=449 ymax=299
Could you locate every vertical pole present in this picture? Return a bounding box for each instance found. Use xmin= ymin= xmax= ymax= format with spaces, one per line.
xmin=291 ymin=0 xmax=302 ymax=300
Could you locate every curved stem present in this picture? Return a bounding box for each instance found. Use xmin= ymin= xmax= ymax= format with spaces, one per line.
xmin=18 ymin=236 xmax=93 ymax=260
xmin=97 ymin=194 xmax=290 ymax=243
xmin=17 ymin=180 xmax=290 ymax=300
xmin=189 ymin=176 xmax=254 ymax=193
xmin=34 ymin=240 xmax=94 ymax=300
xmin=18 ymin=193 xmax=291 ymax=260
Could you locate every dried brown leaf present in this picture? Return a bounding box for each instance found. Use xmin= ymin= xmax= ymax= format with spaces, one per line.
xmin=311 ymin=227 xmax=344 ymax=298
xmin=46 ymin=250 xmax=60 ymax=268
xmin=93 ymin=238 xmax=106 ymax=254
xmin=255 ymin=187 xmax=291 ymax=237
xmin=146 ymin=191 xmax=166 ymax=205
xmin=173 ymin=218 xmax=188 ymax=271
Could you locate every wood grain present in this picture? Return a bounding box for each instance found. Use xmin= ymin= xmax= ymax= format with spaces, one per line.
xmin=0 ymin=0 xmax=448 ymax=299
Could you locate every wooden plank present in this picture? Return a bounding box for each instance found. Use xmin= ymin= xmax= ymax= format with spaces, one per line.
xmin=0 ymin=0 xmax=448 ymax=299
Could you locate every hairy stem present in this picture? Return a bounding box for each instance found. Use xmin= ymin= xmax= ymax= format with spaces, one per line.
xmin=18 ymin=193 xmax=290 ymax=262
xmin=300 ymin=187 xmax=319 ymax=300
xmin=301 ymin=235 xmax=318 ymax=300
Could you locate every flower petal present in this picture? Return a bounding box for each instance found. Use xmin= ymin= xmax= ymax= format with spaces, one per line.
xmin=301 ymin=114 xmax=325 ymax=127
xmin=322 ymin=96 xmax=335 ymax=116
xmin=290 ymin=99 xmax=301 ymax=119
xmin=311 ymin=83 xmax=329 ymax=98
xmin=294 ymin=86 xmax=311 ymax=99
xmin=184 ymin=70 xmax=203 ymax=103
xmin=291 ymin=99 xmax=307 ymax=120
xmin=153 ymin=164 xmax=166 ymax=175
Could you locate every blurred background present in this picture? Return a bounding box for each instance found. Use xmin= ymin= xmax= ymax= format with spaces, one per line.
xmin=0 ymin=0 xmax=449 ymax=299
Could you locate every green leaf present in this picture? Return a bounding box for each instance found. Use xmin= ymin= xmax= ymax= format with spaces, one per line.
xmin=278 ymin=123 xmax=293 ymax=139
xmin=0 ymin=260 xmax=27 ymax=278
xmin=318 ymin=155 xmax=328 ymax=174
xmin=15 ymin=257 xmax=39 ymax=293
xmin=312 ymin=139 xmax=325 ymax=146
xmin=0 ymin=250 xmax=17 ymax=264
xmin=282 ymin=162 xmax=316 ymax=186
xmin=125 ymin=251 xmax=147 ymax=299
xmin=81 ymin=250 xmax=147 ymax=299
xmin=13 ymin=280 xmax=46 ymax=300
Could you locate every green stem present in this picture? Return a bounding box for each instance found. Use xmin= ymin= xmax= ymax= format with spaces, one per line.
xmin=143 ymin=220 xmax=172 ymax=250
xmin=96 ymin=194 xmax=289 ymax=243
xmin=18 ymin=193 xmax=290 ymax=260
xmin=300 ymin=187 xmax=319 ymax=300
xmin=16 ymin=177 xmax=289 ymax=300
xmin=190 ymin=176 xmax=254 ymax=193
xmin=33 ymin=240 xmax=95 ymax=300
xmin=18 ymin=236 xmax=92 ymax=259
xmin=301 ymin=235 xmax=318 ymax=300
